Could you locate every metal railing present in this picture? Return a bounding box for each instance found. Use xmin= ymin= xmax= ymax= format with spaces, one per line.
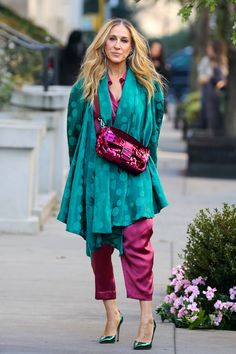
xmin=0 ymin=22 xmax=59 ymax=91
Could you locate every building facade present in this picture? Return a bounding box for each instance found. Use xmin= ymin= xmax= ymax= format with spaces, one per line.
xmin=0 ymin=0 xmax=185 ymax=42
xmin=0 ymin=0 xmax=84 ymax=43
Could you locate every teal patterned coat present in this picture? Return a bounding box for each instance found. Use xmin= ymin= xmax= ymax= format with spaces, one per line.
xmin=57 ymin=67 xmax=168 ymax=257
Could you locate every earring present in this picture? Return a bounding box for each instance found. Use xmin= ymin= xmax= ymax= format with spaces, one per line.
xmin=127 ymin=50 xmax=134 ymax=61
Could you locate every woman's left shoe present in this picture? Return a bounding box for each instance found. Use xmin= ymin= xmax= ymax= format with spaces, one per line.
xmin=99 ymin=312 xmax=124 ymax=344
xmin=133 ymin=319 xmax=156 ymax=350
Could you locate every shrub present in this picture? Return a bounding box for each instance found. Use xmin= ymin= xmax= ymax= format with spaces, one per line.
xmin=180 ymin=90 xmax=201 ymax=124
xmin=182 ymin=203 xmax=236 ymax=294
xmin=157 ymin=204 xmax=236 ymax=330
xmin=4 ymin=43 xmax=43 ymax=86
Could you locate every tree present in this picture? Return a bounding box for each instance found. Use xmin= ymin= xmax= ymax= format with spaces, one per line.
xmin=135 ymin=0 xmax=236 ymax=136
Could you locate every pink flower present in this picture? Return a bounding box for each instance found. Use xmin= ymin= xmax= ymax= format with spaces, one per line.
xmin=176 ymin=273 xmax=184 ymax=281
xmin=188 ymin=293 xmax=197 ymax=303
xmin=214 ymin=300 xmax=223 ymax=310
xmin=177 ymin=307 xmax=186 ymax=318
xmin=183 ymin=293 xmax=195 ymax=303
xmin=230 ymin=303 xmax=236 ymax=312
xmin=171 ymin=276 xmax=183 ymax=286
xmin=229 ymin=286 xmax=236 ymax=300
xmin=171 ymin=275 xmax=184 ymax=287
xmin=170 ymin=306 xmax=177 ymax=315
xmin=174 ymin=297 xmax=184 ymax=309
xmin=169 ymin=292 xmax=177 ymax=301
xmin=213 ymin=311 xmax=223 ymax=326
xmin=187 ymin=302 xmax=199 ymax=312
xmin=185 ymin=285 xmax=200 ymax=298
xmin=170 ymin=277 xmax=177 ymax=286
xmin=170 ymin=276 xmax=190 ymax=292
xmin=164 ymin=292 xmax=177 ymax=304
xmin=164 ymin=295 xmax=171 ymax=304
xmin=174 ymin=280 xmax=184 ymax=292
xmin=192 ymin=276 xmax=207 ymax=286
xmin=182 ymin=279 xmax=191 ymax=289
xmin=172 ymin=265 xmax=185 ymax=276
xmin=183 ymin=295 xmax=191 ymax=302
xmin=190 ymin=315 xmax=198 ymax=322
xmin=203 ymin=286 xmax=217 ymax=300
xmin=222 ymin=301 xmax=234 ymax=310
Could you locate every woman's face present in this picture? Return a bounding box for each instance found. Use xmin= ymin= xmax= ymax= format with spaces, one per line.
xmin=150 ymin=42 xmax=162 ymax=58
xmin=104 ymin=24 xmax=132 ymax=65
xmin=206 ymin=44 xmax=215 ymax=59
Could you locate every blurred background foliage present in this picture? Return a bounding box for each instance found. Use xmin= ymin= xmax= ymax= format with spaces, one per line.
xmin=180 ymin=90 xmax=201 ymax=125
xmin=0 ymin=41 xmax=14 ymax=107
xmin=0 ymin=4 xmax=59 ymax=106
xmin=0 ymin=4 xmax=59 ymax=43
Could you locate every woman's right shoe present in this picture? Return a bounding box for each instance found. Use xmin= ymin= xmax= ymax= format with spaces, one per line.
xmin=133 ymin=319 xmax=156 ymax=350
xmin=99 ymin=312 xmax=124 ymax=344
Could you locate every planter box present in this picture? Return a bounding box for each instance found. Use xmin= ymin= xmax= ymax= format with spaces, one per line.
xmin=0 ymin=119 xmax=46 ymax=234
xmin=187 ymin=132 xmax=236 ymax=178
xmin=0 ymin=84 xmax=70 ymax=233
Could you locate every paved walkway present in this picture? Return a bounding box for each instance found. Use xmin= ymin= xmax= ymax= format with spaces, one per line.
xmin=0 ymin=118 xmax=235 ymax=353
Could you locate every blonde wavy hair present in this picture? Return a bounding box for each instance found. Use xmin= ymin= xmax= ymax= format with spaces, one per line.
xmin=78 ymin=18 xmax=163 ymax=103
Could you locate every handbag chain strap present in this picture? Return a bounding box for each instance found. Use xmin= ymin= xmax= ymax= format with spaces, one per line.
xmin=94 ymin=95 xmax=105 ymax=135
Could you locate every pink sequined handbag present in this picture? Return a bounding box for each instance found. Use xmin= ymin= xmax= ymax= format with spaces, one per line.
xmin=94 ymin=95 xmax=150 ymax=175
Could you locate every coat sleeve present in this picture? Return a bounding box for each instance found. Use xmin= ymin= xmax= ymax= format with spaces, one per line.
xmin=148 ymin=82 xmax=164 ymax=165
xmin=66 ymin=80 xmax=86 ymax=165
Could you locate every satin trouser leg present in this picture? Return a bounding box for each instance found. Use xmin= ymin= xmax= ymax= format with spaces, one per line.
xmin=91 ymin=243 xmax=116 ymax=300
xmin=91 ymin=218 xmax=154 ymax=301
xmin=121 ymin=218 xmax=154 ymax=300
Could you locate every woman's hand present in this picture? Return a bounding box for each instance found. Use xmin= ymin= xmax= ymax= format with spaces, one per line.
xmin=198 ymin=74 xmax=211 ymax=85
xmin=216 ymin=80 xmax=226 ymax=90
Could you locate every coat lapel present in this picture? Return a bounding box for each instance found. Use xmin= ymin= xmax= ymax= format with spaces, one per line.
xmin=97 ymin=67 xmax=137 ymax=132
xmin=114 ymin=67 xmax=137 ymax=132
xmin=97 ymin=72 xmax=113 ymax=126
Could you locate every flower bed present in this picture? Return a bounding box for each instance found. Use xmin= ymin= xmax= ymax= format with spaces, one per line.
xmin=157 ymin=265 xmax=236 ymax=330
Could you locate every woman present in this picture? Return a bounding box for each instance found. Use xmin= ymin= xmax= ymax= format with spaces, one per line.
xmin=59 ymin=30 xmax=87 ymax=85
xmin=150 ymin=40 xmax=171 ymax=113
xmin=197 ymin=39 xmax=228 ymax=133
xmin=150 ymin=40 xmax=170 ymax=84
xmin=57 ymin=18 xmax=168 ymax=350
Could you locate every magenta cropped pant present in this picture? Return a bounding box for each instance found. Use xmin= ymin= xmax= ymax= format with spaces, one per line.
xmin=91 ymin=218 xmax=154 ymax=301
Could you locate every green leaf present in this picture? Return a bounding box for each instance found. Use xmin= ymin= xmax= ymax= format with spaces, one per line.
xmin=206 ymin=0 xmax=216 ymax=12
xmin=178 ymin=4 xmax=193 ymax=21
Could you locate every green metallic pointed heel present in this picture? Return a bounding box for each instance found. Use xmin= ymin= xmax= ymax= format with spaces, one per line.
xmin=133 ymin=320 xmax=156 ymax=350
xmin=99 ymin=312 xmax=124 ymax=344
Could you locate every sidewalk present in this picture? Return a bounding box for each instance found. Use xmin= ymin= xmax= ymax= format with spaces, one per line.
xmin=0 ymin=118 xmax=235 ymax=354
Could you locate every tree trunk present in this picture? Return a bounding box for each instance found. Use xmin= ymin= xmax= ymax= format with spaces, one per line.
xmin=225 ymin=47 xmax=236 ymax=136
xmin=189 ymin=9 xmax=209 ymax=91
